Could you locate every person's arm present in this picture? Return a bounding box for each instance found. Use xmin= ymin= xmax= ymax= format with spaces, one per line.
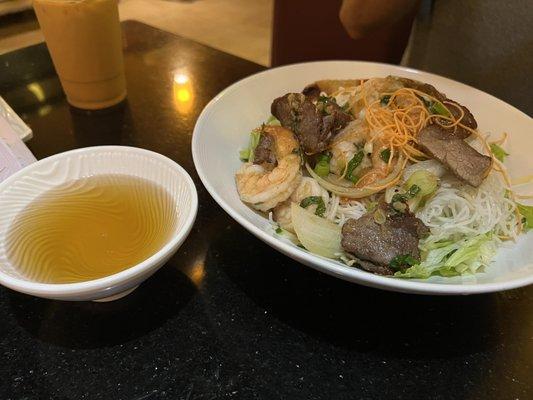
xmin=340 ymin=0 xmax=420 ymax=39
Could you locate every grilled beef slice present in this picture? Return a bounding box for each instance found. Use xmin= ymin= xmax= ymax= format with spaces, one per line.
xmin=271 ymin=93 xmax=352 ymax=154
xmin=395 ymin=77 xmax=476 ymax=139
xmin=418 ymin=124 xmax=492 ymax=187
xmin=341 ymin=203 xmax=429 ymax=275
xmin=253 ymin=129 xmax=277 ymax=170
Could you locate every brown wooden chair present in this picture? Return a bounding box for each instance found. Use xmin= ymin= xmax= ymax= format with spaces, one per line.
xmin=271 ymin=0 xmax=417 ymax=67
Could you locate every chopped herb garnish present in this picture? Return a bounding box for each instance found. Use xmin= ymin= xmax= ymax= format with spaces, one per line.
xmin=318 ymin=95 xmax=336 ymax=104
xmin=341 ymin=102 xmax=352 ymax=115
xmin=300 ymin=196 xmax=326 ymax=217
xmin=266 ymin=115 xmax=281 ymax=126
xmin=346 ymin=151 xmax=364 ymax=183
xmin=380 ymin=148 xmax=391 ymax=163
xmin=389 ymin=254 xmax=418 ymax=271
xmin=517 ymin=203 xmax=533 ymax=230
xmin=239 ymin=149 xmax=250 ymax=162
xmin=314 ymin=153 xmax=332 ymax=177
xmin=391 ymin=184 xmax=421 ymax=204
xmin=391 ymin=193 xmax=408 ymax=203
xmin=380 ymin=95 xmax=391 ymax=106
xmin=407 ymin=184 xmax=421 ymax=197
xmin=415 ymin=94 xmax=431 ymax=108
xmin=275 ymin=227 xmax=283 ymax=234
xmin=428 ymin=101 xmax=450 ymax=117
xmin=490 ymin=143 xmax=509 ymax=162
xmin=366 ymin=201 xmax=378 ymax=212
xmin=317 ymin=95 xmax=337 ymax=116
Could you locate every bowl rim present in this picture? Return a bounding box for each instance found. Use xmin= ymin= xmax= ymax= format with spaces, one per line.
xmin=192 ymin=60 xmax=533 ymax=295
xmin=0 ymin=145 xmax=198 ymax=297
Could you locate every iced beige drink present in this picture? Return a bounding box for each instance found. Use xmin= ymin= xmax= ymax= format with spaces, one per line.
xmin=33 ymin=0 xmax=126 ymax=109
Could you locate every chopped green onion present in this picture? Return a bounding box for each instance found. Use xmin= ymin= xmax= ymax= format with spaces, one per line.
xmin=389 ymin=254 xmax=418 ymax=271
xmin=517 ymin=203 xmax=533 ymax=230
xmin=380 ymin=95 xmax=391 ymax=106
xmin=341 ymin=102 xmax=352 ymax=115
xmin=300 ymin=196 xmax=326 ymax=217
xmin=407 ymin=184 xmax=421 ymax=197
xmin=391 ymin=193 xmax=408 ymax=203
xmin=366 ymin=201 xmax=378 ymax=212
xmin=346 ymin=151 xmax=364 ymax=183
xmin=266 ymin=115 xmax=281 ymax=126
xmin=429 ymin=101 xmax=450 ymax=117
xmin=404 ymin=170 xmax=438 ymax=198
xmin=275 ymin=227 xmax=283 ymax=234
xmin=373 ymin=208 xmax=386 ymax=224
xmin=490 ymin=143 xmax=509 ymax=162
xmin=380 ymin=148 xmax=391 ymax=163
xmin=314 ymin=153 xmax=331 ymax=177
xmin=239 ymin=149 xmax=250 ymax=162
xmin=318 ymin=95 xmax=336 ymax=104
xmin=415 ymin=94 xmax=432 ymax=108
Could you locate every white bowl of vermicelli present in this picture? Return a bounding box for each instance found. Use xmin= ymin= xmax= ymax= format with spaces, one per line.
xmin=193 ymin=61 xmax=533 ymax=295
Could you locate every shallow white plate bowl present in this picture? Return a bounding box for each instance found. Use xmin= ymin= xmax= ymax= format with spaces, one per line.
xmin=192 ymin=61 xmax=533 ymax=295
xmin=0 ymin=146 xmax=198 ymax=301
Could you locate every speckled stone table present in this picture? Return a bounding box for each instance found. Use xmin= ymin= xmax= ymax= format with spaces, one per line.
xmin=0 ymin=21 xmax=532 ymax=400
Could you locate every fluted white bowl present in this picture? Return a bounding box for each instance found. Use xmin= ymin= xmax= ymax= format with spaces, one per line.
xmin=0 ymin=146 xmax=198 ymax=301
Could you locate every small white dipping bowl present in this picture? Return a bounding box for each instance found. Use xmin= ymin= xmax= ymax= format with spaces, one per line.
xmin=0 ymin=146 xmax=198 ymax=301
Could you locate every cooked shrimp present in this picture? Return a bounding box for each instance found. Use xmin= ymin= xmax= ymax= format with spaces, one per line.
xmin=236 ymin=126 xmax=302 ymax=211
xmin=329 ymin=119 xmax=372 ymax=176
xmin=273 ymin=177 xmax=329 ymax=232
xmin=356 ymin=137 xmax=391 ymax=187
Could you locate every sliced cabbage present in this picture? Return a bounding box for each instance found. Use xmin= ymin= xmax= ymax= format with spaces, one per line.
xmin=290 ymin=202 xmax=342 ymax=258
xmin=395 ymin=233 xmax=497 ymax=279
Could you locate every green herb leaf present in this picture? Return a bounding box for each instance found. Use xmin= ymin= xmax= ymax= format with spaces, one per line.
xmin=275 ymin=227 xmax=283 ymax=234
xmin=389 ymin=254 xmax=418 ymax=271
xmin=517 ymin=203 xmax=533 ymax=230
xmin=239 ymin=149 xmax=250 ymax=162
xmin=314 ymin=153 xmax=331 ymax=177
xmin=318 ymin=95 xmax=336 ymax=104
xmin=490 ymin=143 xmax=509 ymax=162
xmin=407 ymin=184 xmax=421 ymax=197
xmin=380 ymin=148 xmax=391 ymax=163
xmin=300 ymin=196 xmax=326 ymax=217
xmin=428 ymin=101 xmax=450 ymax=117
xmin=266 ymin=115 xmax=281 ymax=126
xmin=346 ymin=151 xmax=364 ymax=183
xmin=380 ymin=95 xmax=391 ymax=106
xmin=391 ymin=193 xmax=408 ymax=203
xmin=341 ymin=102 xmax=352 ymax=115
xmin=415 ymin=94 xmax=432 ymax=108
xmin=366 ymin=201 xmax=378 ymax=212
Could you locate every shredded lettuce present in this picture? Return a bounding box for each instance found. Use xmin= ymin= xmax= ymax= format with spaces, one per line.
xmin=395 ymin=233 xmax=497 ymax=279
xmin=517 ymin=203 xmax=533 ymax=230
xmin=490 ymin=143 xmax=509 ymax=162
xmin=266 ymin=115 xmax=281 ymax=126
xmin=239 ymin=129 xmax=261 ymax=162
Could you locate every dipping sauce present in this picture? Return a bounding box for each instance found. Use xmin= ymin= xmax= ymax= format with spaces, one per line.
xmin=6 ymin=175 xmax=177 ymax=283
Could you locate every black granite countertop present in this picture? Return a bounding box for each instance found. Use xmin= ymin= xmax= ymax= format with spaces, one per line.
xmin=0 ymin=21 xmax=531 ymax=400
